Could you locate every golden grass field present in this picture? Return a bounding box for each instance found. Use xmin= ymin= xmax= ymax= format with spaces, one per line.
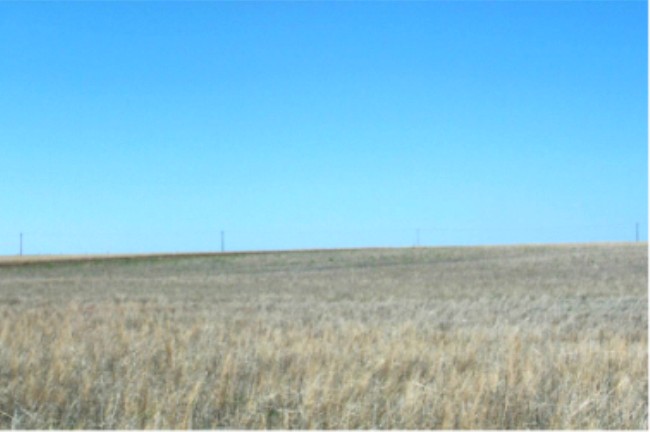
xmin=0 ymin=243 xmax=646 ymax=429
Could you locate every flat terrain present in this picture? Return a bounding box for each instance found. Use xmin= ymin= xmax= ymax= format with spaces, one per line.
xmin=0 ymin=243 xmax=646 ymax=429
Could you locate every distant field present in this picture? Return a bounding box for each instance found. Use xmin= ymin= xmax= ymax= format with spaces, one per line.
xmin=0 ymin=243 xmax=646 ymax=429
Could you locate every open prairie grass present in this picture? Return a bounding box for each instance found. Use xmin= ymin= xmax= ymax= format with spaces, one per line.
xmin=0 ymin=243 xmax=646 ymax=429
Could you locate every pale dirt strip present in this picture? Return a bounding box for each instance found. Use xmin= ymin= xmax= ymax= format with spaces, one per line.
xmin=0 ymin=242 xmax=641 ymax=267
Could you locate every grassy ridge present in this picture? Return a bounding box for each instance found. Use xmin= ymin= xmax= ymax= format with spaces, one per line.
xmin=0 ymin=244 xmax=646 ymax=429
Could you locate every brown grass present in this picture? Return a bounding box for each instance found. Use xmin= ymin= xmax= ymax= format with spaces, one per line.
xmin=0 ymin=243 xmax=646 ymax=429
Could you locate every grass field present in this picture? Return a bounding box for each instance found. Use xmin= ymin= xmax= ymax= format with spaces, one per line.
xmin=0 ymin=243 xmax=646 ymax=429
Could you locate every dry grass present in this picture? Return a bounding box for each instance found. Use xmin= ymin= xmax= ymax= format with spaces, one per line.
xmin=0 ymin=243 xmax=646 ymax=429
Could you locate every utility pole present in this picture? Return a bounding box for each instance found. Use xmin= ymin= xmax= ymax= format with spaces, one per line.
xmin=416 ymin=228 xmax=420 ymax=247
xmin=636 ymin=222 xmax=639 ymax=242
xmin=19 ymin=232 xmax=23 ymax=256
xmin=221 ymin=230 xmax=225 ymax=252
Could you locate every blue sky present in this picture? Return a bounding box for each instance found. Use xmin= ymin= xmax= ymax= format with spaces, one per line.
xmin=1 ymin=1 xmax=647 ymax=254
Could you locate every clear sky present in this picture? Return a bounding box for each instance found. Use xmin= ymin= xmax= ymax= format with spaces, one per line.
xmin=1 ymin=1 xmax=647 ymax=254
